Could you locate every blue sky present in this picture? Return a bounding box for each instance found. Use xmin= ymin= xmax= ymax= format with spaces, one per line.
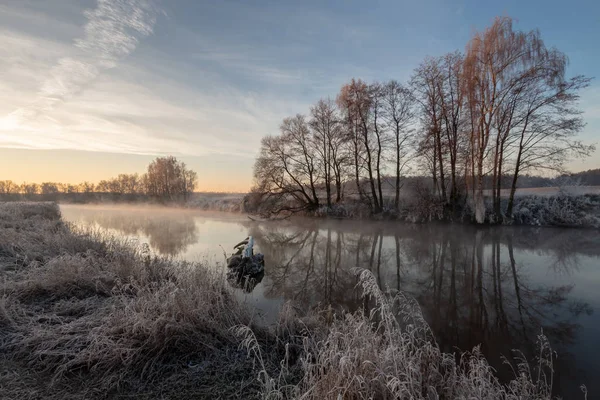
xmin=0 ymin=0 xmax=598 ymax=191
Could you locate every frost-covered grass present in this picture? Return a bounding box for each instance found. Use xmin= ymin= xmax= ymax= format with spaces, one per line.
xmin=510 ymin=193 xmax=600 ymax=228
xmin=0 ymin=202 xmax=277 ymax=399
xmin=239 ymin=270 xmax=566 ymax=399
xmin=185 ymin=192 xmax=245 ymax=212
xmin=0 ymin=202 xmax=577 ymax=399
xmin=310 ymin=192 xmax=600 ymax=228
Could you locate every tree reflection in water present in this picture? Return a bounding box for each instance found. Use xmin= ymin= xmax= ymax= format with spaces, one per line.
xmin=62 ymin=206 xmax=597 ymax=397
xmin=74 ymin=208 xmax=199 ymax=256
xmin=248 ymin=222 xmax=595 ymax=397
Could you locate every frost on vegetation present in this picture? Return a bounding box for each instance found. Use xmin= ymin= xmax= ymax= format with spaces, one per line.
xmin=238 ymin=269 xmax=573 ymax=400
xmin=510 ymin=192 xmax=600 ymax=228
xmin=185 ymin=194 xmax=245 ymax=212
xmin=0 ymin=202 xmax=588 ymax=399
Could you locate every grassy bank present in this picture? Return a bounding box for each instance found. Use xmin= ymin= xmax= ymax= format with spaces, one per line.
xmin=4 ymin=189 xmax=599 ymax=228
xmin=0 ymin=202 xmax=571 ymax=399
xmin=309 ymin=193 xmax=600 ymax=228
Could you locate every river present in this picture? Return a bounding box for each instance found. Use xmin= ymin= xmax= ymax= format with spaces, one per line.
xmin=60 ymin=204 xmax=600 ymax=398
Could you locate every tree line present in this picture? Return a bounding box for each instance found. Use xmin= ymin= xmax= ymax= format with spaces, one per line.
xmin=0 ymin=156 xmax=198 ymax=202
xmin=251 ymin=17 xmax=594 ymax=222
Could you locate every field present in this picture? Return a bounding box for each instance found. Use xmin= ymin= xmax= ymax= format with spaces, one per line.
xmin=0 ymin=202 xmax=569 ymax=399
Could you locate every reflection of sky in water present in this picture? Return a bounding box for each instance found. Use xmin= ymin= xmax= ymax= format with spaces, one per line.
xmin=61 ymin=205 xmax=283 ymax=322
xmin=60 ymin=204 xmax=600 ymax=398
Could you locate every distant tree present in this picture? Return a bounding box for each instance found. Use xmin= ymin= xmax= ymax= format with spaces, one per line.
xmin=181 ymin=167 xmax=198 ymax=201
xmin=79 ymin=181 xmax=95 ymax=193
xmin=66 ymin=184 xmax=79 ymax=193
xmin=144 ymin=156 xmax=197 ymax=201
xmin=107 ymin=178 xmax=122 ymax=194
xmin=118 ymin=173 xmax=140 ymax=194
xmin=40 ymin=182 xmax=59 ymax=195
xmin=0 ymin=180 xmax=18 ymax=194
xmin=21 ymin=182 xmax=40 ymax=195
xmin=96 ymin=180 xmax=110 ymax=193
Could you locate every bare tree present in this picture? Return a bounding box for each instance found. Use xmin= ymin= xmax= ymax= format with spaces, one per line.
xmin=463 ymin=16 xmax=593 ymax=221
xmin=252 ymin=115 xmax=320 ymax=214
xmin=411 ymin=57 xmax=447 ymax=203
xmin=40 ymin=182 xmax=59 ymax=196
xmin=370 ymin=82 xmax=388 ymax=211
xmin=338 ymin=79 xmax=380 ymax=212
xmin=181 ymin=167 xmax=198 ymax=202
xmin=310 ymin=99 xmax=339 ymax=208
xmin=143 ymin=156 xmax=197 ymax=201
xmin=79 ymin=181 xmax=95 ymax=194
xmin=21 ymin=182 xmax=40 ymax=195
xmin=438 ymin=52 xmax=465 ymax=209
xmin=0 ymin=180 xmax=18 ymax=194
xmin=337 ymin=80 xmax=367 ymax=205
xmin=383 ymin=80 xmax=414 ymax=209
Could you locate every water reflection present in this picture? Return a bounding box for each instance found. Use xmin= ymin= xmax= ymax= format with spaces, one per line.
xmin=247 ymin=222 xmax=595 ymax=395
xmin=60 ymin=206 xmax=599 ymax=398
xmin=68 ymin=208 xmax=199 ymax=256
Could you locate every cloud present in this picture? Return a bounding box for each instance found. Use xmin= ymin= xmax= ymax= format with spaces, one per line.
xmin=192 ymin=50 xmax=306 ymax=85
xmin=3 ymin=0 xmax=158 ymax=123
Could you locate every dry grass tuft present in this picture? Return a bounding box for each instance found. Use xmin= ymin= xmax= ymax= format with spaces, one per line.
xmin=0 ymin=202 xmax=577 ymax=399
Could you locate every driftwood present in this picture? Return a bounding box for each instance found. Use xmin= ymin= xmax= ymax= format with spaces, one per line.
xmin=226 ymin=236 xmax=265 ymax=292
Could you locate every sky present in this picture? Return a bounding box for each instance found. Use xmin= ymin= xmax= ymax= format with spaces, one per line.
xmin=0 ymin=0 xmax=599 ymax=192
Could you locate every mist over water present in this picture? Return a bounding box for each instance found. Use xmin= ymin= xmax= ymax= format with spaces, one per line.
xmin=60 ymin=204 xmax=600 ymax=397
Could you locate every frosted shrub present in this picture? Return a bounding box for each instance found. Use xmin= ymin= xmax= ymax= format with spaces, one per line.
xmin=186 ymin=194 xmax=245 ymax=212
xmin=511 ymin=193 xmax=600 ymax=228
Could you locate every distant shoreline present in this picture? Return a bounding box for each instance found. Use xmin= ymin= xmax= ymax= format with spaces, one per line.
xmin=2 ymin=186 xmax=599 ymax=228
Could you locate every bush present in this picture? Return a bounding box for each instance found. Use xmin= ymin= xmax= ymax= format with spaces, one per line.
xmin=510 ymin=193 xmax=600 ymax=228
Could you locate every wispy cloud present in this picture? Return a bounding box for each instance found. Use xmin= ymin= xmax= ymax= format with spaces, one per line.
xmin=192 ymin=50 xmax=305 ymax=85
xmin=3 ymin=0 xmax=157 ymax=123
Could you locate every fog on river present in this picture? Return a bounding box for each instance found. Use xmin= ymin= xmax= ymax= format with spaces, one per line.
xmin=60 ymin=204 xmax=600 ymax=397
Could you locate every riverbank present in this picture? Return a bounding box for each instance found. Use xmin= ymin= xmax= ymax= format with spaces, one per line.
xmin=314 ymin=192 xmax=600 ymax=228
xmin=2 ymin=189 xmax=599 ymax=228
xmin=0 ymin=202 xmax=574 ymax=399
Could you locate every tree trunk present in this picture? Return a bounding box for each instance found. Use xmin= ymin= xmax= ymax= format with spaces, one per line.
xmin=475 ymin=158 xmax=485 ymax=224
xmin=375 ymin=132 xmax=384 ymax=211
xmin=507 ymin=133 xmax=525 ymax=217
xmin=353 ymin=139 xmax=362 ymax=201
xmin=395 ymin=131 xmax=401 ymax=209
xmin=492 ymin=132 xmax=501 ymax=219
xmin=435 ymin=128 xmax=447 ymax=203
xmin=324 ymin=139 xmax=331 ymax=208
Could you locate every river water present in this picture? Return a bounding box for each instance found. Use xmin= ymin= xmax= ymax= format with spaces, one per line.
xmin=60 ymin=204 xmax=600 ymax=397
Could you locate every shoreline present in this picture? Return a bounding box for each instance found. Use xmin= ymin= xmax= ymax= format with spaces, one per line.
xmin=1 ymin=188 xmax=599 ymax=228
